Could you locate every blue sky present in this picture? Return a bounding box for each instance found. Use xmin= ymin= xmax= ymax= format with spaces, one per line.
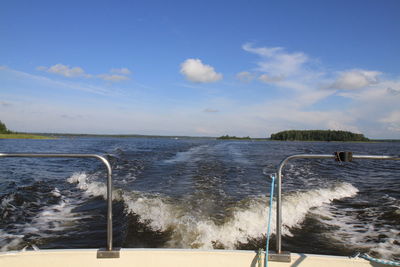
xmin=1 ymin=0 xmax=399 ymax=138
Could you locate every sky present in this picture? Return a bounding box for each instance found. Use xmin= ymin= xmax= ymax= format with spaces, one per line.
xmin=1 ymin=0 xmax=399 ymax=138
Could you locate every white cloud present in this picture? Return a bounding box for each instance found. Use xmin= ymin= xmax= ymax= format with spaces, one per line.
xmin=243 ymin=43 xmax=308 ymax=77
xmin=331 ymin=69 xmax=381 ymax=90
xmin=236 ymin=71 xmax=255 ymax=82
xmin=97 ymin=74 xmax=130 ymax=82
xmin=241 ymin=43 xmax=326 ymax=95
xmin=100 ymin=67 xmax=131 ymax=81
xmin=203 ymin=108 xmax=219 ymax=113
xmin=380 ymin=111 xmax=400 ymax=124
xmin=240 ymin=43 xmax=400 ymax=138
xmin=330 ymin=80 xmax=400 ymax=137
xmin=380 ymin=111 xmax=400 ymax=132
xmin=242 ymin=44 xmax=283 ymax=57
xmin=37 ymin=64 xmax=131 ymax=82
xmin=337 ymin=80 xmax=400 ymax=100
xmin=36 ymin=66 xmax=47 ymax=71
xmin=258 ymin=74 xmax=284 ymax=83
xmin=2 ymin=66 xmax=119 ymax=95
xmin=180 ymin=58 xmax=222 ymax=83
xmin=387 ymin=87 xmax=400 ymax=95
xmin=111 ymin=68 xmax=131 ymax=75
xmin=40 ymin=63 xmax=90 ymax=78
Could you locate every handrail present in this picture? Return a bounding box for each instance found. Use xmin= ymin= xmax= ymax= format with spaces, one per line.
xmin=0 ymin=153 xmax=120 ymax=258
xmin=275 ymin=153 xmax=400 ymax=257
xmin=3 ymin=152 xmax=399 ymax=260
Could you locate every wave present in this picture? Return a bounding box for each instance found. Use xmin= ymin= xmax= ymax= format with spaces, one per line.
xmin=67 ymin=172 xmax=108 ymax=198
xmin=310 ymin=195 xmax=400 ymax=260
xmin=163 ymin=145 xmax=208 ymax=164
xmin=68 ymin=172 xmax=358 ymax=249
xmin=0 ymin=185 xmax=90 ymax=251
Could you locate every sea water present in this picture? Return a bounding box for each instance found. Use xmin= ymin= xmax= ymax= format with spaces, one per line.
xmin=0 ymin=137 xmax=399 ymax=260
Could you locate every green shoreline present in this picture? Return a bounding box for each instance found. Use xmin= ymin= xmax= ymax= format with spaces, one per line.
xmin=0 ymin=133 xmax=56 ymax=139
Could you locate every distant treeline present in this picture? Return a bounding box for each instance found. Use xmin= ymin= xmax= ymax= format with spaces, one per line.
xmin=270 ymin=130 xmax=369 ymax=142
xmin=217 ymin=135 xmax=251 ymax=140
xmin=0 ymin=120 xmax=12 ymax=134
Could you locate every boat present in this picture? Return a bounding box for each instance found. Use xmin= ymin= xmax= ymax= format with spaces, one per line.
xmin=0 ymin=152 xmax=399 ymax=267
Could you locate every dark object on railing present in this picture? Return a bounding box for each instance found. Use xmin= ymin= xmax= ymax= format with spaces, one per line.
xmin=0 ymin=153 xmax=120 ymax=258
xmin=334 ymin=151 xmax=353 ymax=162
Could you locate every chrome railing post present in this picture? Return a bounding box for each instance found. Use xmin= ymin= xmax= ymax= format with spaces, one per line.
xmin=275 ymin=154 xmax=333 ymax=256
xmin=0 ymin=153 xmax=120 ymax=258
xmin=273 ymin=153 xmax=400 ymax=260
xmin=276 ymin=169 xmax=282 ymax=254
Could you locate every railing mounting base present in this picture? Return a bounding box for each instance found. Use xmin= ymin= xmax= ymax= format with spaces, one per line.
xmin=97 ymin=248 xmax=121 ymax=258
xmin=268 ymin=251 xmax=291 ymax=262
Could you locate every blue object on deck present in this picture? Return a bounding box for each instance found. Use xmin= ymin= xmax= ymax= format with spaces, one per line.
xmin=265 ymin=174 xmax=275 ymax=267
xmin=354 ymin=252 xmax=400 ymax=266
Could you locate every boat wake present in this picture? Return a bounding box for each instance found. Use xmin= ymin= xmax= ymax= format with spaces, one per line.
xmin=310 ymin=195 xmax=400 ymax=260
xmin=0 ymin=184 xmax=90 ymax=251
xmin=67 ymin=172 xmax=359 ymax=249
xmin=3 ymin=170 xmax=397 ymax=261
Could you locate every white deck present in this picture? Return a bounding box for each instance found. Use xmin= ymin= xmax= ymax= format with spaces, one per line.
xmin=0 ymin=249 xmax=387 ymax=267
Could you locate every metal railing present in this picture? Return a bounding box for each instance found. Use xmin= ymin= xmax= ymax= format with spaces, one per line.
xmin=273 ymin=152 xmax=400 ymax=261
xmin=0 ymin=153 xmax=120 ymax=258
xmin=2 ymin=152 xmax=399 ymax=260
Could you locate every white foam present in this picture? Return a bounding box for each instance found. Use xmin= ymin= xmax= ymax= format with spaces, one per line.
xmin=281 ymin=182 xmax=359 ymax=234
xmin=0 ymin=186 xmax=90 ymax=251
xmin=66 ymin=171 xmax=362 ymax=250
xmin=1 ymin=194 xmax=17 ymax=219
xmin=121 ymin=182 xmax=359 ymax=249
xmin=27 ymin=197 xmax=87 ymax=233
xmin=51 ymin=187 xmax=61 ymax=197
xmin=226 ymin=145 xmax=249 ymax=164
xmin=163 ymin=145 xmax=207 ymax=164
xmin=311 ymin=202 xmax=400 ymax=259
xmin=0 ymin=230 xmax=24 ymax=252
xmin=1 ymin=194 xmax=15 ymax=208
xmin=67 ymin=172 xmax=107 ymax=198
xmin=2 ymin=170 xmax=127 ymax=251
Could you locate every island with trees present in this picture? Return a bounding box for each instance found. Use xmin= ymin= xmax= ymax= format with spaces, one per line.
xmin=217 ymin=135 xmax=251 ymax=140
xmin=270 ymin=130 xmax=369 ymax=142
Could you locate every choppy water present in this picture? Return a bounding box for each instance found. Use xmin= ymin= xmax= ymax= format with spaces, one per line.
xmin=0 ymin=138 xmax=399 ymax=260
